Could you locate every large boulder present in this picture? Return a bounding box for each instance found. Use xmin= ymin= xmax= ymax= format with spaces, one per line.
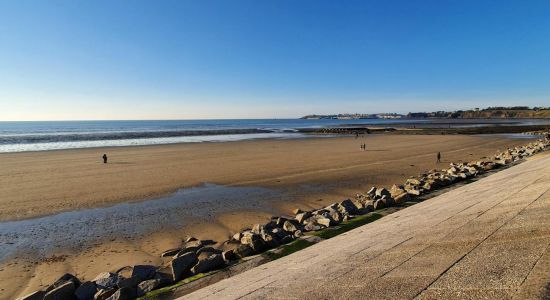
xmin=282 ymin=220 xmax=300 ymax=233
xmin=393 ymin=192 xmax=410 ymax=205
xmin=196 ymin=246 xmax=222 ymax=258
xmin=170 ymin=252 xmax=198 ymax=281
xmin=191 ymin=254 xmax=225 ymax=274
xmin=373 ymin=199 xmax=386 ymax=210
xmin=261 ymin=232 xmax=280 ymax=248
xmin=93 ymin=272 xmax=122 ymax=290
xmin=337 ymin=199 xmax=359 ymax=215
xmin=46 ymin=273 xmax=81 ymax=292
xmin=160 ymin=248 xmax=181 ymax=257
xmin=104 ymin=287 xmax=135 ymax=300
xmin=222 ymin=249 xmax=238 ymax=261
xmin=251 ymin=224 xmax=264 ymax=235
xmin=304 ymin=222 xmax=322 ymax=232
xmin=295 ymin=212 xmax=312 ymax=224
xmin=328 ymin=210 xmax=343 ymax=223
xmin=93 ymin=288 xmax=116 ymax=300
xmin=44 ymin=281 xmax=76 ymax=300
xmin=75 ymin=281 xmax=96 ymax=300
xmin=131 ymin=265 xmax=157 ymax=282
xmin=234 ymin=244 xmax=255 ymax=258
xmin=136 ymin=279 xmax=162 ymax=297
xmin=240 ymin=233 xmax=266 ymax=252
xmin=117 ymin=276 xmax=141 ymax=289
xmin=310 ymin=215 xmax=331 ymax=228
xmin=375 ymin=188 xmax=391 ymax=199
xmin=183 ymin=240 xmax=203 ymax=253
xmin=367 ymin=187 xmax=377 ymax=198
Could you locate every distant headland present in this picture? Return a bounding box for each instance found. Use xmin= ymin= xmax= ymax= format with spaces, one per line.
xmin=301 ymin=106 xmax=550 ymax=119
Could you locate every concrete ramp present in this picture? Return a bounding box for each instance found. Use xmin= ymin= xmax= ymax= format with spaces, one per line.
xmin=183 ymin=155 xmax=550 ymax=299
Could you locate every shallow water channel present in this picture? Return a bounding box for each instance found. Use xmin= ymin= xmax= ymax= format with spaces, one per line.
xmin=0 ymin=183 xmax=282 ymax=262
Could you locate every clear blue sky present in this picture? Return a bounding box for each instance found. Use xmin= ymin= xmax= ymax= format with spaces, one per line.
xmin=1 ymin=0 xmax=549 ymax=120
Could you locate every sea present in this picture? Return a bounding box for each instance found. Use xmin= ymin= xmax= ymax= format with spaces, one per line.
xmin=0 ymin=118 xmax=546 ymax=153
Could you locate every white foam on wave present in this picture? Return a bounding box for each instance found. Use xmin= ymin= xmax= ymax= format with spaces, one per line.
xmin=0 ymin=132 xmax=307 ymax=153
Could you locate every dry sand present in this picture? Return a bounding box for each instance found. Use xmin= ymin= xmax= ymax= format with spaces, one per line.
xmin=0 ymin=134 xmax=528 ymax=298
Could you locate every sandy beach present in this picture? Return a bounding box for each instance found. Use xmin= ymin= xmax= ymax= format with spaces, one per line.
xmin=0 ymin=134 xmax=530 ymax=298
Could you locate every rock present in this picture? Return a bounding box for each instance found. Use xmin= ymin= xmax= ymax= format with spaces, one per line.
xmin=337 ymin=199 xmax=359 ymax=215
xmin=153 ymin=271 xmax=174 ymax=285
xmin=251 ymin=224 xmax=264 ymax=235
xmin=183 ymin=240 xmax=203 ymax=252
xmin=304 ymin=222 xmax=322 ymax=232
xmin=117 ymin=276 xmax=141 ymax=289
xmin=75 ymin=281 xmax=97 ymax=300
xmin=93 ymin=272 xmax=122 ymax=290
xmin=311 ymin=215 xmax=331 ymax=228
xmin=390 ymin=184 xmax=406 ymax=196
xmin=222 ymin=249 xmax=238 ymax=261
xmin=373 ymin=199 xmax=386 ymax=210
xmin=295 ymin=212 xmax=312 ymax=224
xmin=170 ymin=252 xmax=198 ymax=281
xmin=160 ymin=248 xmax=181 ymax=257
xmin=406 ymin=178 xmax=422 ymax=186
xmin=328 ymin=210 xmax=343 ymax=223
xmin=405 ymin=187 xmax=421 ymax=196
xmin=93 ymin=288 xmax=116 ymax=300
xmin=234 ymin=244 xmax=255 ymax=258
xmin=241 ymin=232 xmax=266 ymax=252
xmin=105 ymin=287 xmax=135 ymax=300
xmin=275 ymin=217 xmax=289 ymax=226
xmin=384 ymin=196 xmax=395 ymax=207
xmin=16 ymin=290 xmax=46 ymax=300
xmin=261 ymin=232 xmax=280 ymax=248
xmin=292 ymin=208 xmax=303 ymax=214
xmin=375 ymin=188 xmax=391 ymax=199
xmin=197 ymin=246 xmax=222 ymax=257
xmin=174 ymin=247 xmax=197 ymax=258
xmin=294 ymin=230 xmax=303 ymax=237
xmin=136 ymin=279 xmax=162 ymax=297
xmin=184 ymin=236 xmax=198 ymax=243
xmin=363 ymin=200 xmax=375 ymax=212
xmin=191 ymin=253 xmax=225 ymax=274
xmin=393 ymin=192 xmax=410 ymax=204
xmin=270 ymin=228 xmax=287 ymax=240
xmin=367 ymin=186 xmax=377 ymax=198
xmin=231 ymin=232 xmax=242 ymax=242
xmin=47 ymin=273 xmax=81 ymax=292
xmin=282 ymin=220 xmax=299 ymax=232
xmin=44 ymin=281 xmax=76 ymax=300
xmin=131 ymin=265 xmax=157 ymax=282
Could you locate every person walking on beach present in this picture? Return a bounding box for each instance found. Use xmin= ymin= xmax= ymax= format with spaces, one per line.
xmin=363 ymin=143 xmax=367 ymax=151
xmin=102 ymin=154 xmax=108 ymax=164
xmin=436 ymin=152 xmax=441 ymax=163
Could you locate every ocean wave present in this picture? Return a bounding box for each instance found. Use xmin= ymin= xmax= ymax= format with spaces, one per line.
xmin=0 ymin=128 xmax=275 ymax=145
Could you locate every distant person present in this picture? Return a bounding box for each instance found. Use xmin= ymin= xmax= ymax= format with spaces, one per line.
xmin=437 ymin=152 xmax=441 ymax=163
xmin=363 ymin=143 xmax=367 ymax=151
xmin=102 ymin=154 xmax=108 ymax=164
xmin=360 ymin=144 xmax=364 ymax=150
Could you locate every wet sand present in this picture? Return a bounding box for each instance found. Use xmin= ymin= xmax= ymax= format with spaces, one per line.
xmin=0 ymin=134 xmax=529 ymax=298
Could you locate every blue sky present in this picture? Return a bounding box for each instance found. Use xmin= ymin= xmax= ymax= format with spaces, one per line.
xmin=1 ymin=0 xmax=549 ymax=120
